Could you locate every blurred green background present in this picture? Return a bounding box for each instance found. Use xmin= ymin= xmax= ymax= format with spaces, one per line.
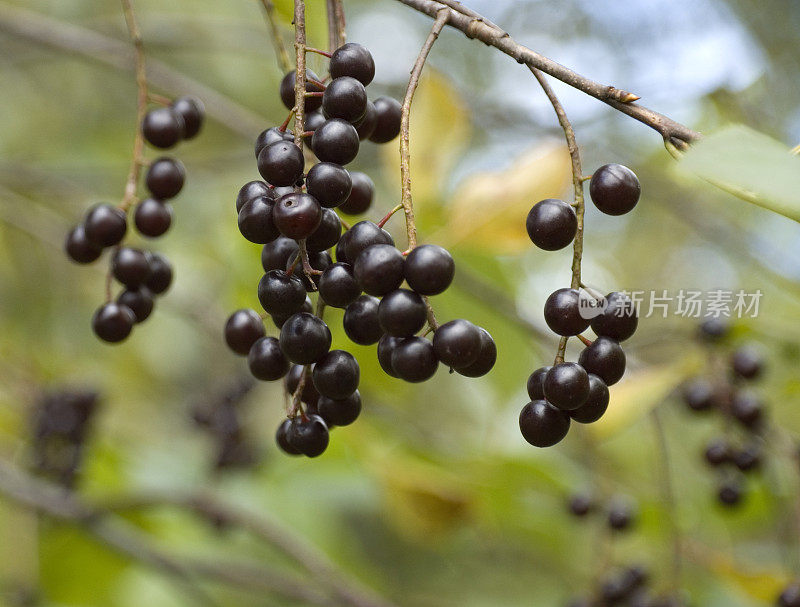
xmin=1 ymin=0 xmax=800 ymax=605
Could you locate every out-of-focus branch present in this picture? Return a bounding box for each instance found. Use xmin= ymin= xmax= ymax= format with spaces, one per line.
xmin=259 ymin=0 xmax=291 ymax=72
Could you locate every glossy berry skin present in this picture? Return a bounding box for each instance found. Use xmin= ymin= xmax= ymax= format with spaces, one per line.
xmin=718 ymin=481 xmax=743 ymax=507
xmin=778 ymin=583 xmax=800 ymax=607
xmin=271 ymin=296 xmax=312 ymax=329
xmin=146 ymin=157 xmax=185 ymax=199
xmin=345 ymin=221 xmax=394 ymax=261
xmin=568 ymin=492 xmax=595 ymax=517
xmin=519 ymin=400 xmax=571 ymax=447
xmin=238 ymin=196 xmax=279 ymax=244
xmin=313 ymin=350 xmax=360 ymax=399
xmin=730 ymin=390 xmax=763 ymax=428
xmin=526 ymin=366 xmax=551 ymax=401
xmin=65 ymin=225 xmax=102 ymax=263
xmin=343 ymin=295 xmax=383 ymax=345
xmin=578 ymin=337 xmax=626 ymax=386
xmin=543 ymin=362 xmax=590 ymax=411
xmin=318 ymin=263 xmax=360 ymax=308
xmin=681 ymin=377 xmax=717 ymax=412
xmin=171 ymin=96 xmax=204 ymax=139
xmin=322 ymin=76 xmax=368 ymax=123
xmin=288 ymin=414 xmax=329 ymax=457
xmin=318 ymin=391 xmax=361 ymax=427
xmin=279 ymin=69 xmax=324 ymax=111
xmin=257 ymin=270 xmax=306 ymax=316
xmin=355 ymin=100 xmax=377 ymax=140
xmin=255 ymin=127 xmax=294 ymax=159
xmin=544 ymin=288 xmax=591 ymax=336
xmin=302 ymin=111 xmax=326 ymax=144
xmin=354 ymin=244 xmax=405 ymax=296
xmin=377 ymin=334 xmax=402 ymax=377
xmin=526 ymin=199 xmax=577 ymax=251
xmin=134 ymin=198 xmax=172 ymax=238
xmin=607 ymin=501 xmax=635 ymax=531
xmin=731 ymin=346 xmax=764 ymax=380
xmin=591 ymin=291 xmax=638 ymax=342
xmin=369 ymin=96 xmax=402 ymax=143
xmin=704 ymin=438 xmax=730 ymax=466
xmin=329 ymin=43 xmax=375 ymax=85
xmin=589 ymin=163 xmax=640 ymax=215
xmin=111 ymin=247 xmax=151 ymax=287
xmin=84 ymin=204 xmax=127 ymax=248
xmin=146 ymin=253 xmax=173 ymax=294
xmin=224 ymin=309 xmax=265 ymax=355
xmin=279 ymin=312 xmax=332 ymax=364
xmin=335 ymin=231 xmax=352 ymax=264
xmin=276 ymin=419 xmax=302 ymax=455
xmin=391 ymin=337 xmax=438 ymax=383
xmin=285 ymin=364 xmax=320 ymax=405
xmin=306 ymin=208 xmax=342 ymax=252
xmin=257 ymin=141 xmax=304 ymax=187
xmin=117 ymin=287 xmax=154 ymax=323
xmin=569 ymin=374 xmax=609 ymax=423
xmin=92 ymin=302 xmax=136 ymax=343
xmin=312 ymin=119 xmax=360 ymax=165
xmin=305 ymin=162 xmax=352 ymax=208
xmin=236 ymin=180 xmax=272 ymax=213
xmin=378 ymin=289 xmax=427 ymax=337
xmin=141 ymin=107 xmax=184 ymax=149
xmin=338 ymin=171 xmax=374 ymax=215
xmin=247 ymin=336 xmax=289 ymax=381
xmin=433 ymin=319 xmax=482 ymax=369
xmin=404 ymin=244 xmax=455 ymax=296
xmin=273 ymin=193 xmax=322 ymax=240
xmin=456 ymin=328 xmax=497 ymax=377
xmin=261 ymin=237 xmax=299 ymax=272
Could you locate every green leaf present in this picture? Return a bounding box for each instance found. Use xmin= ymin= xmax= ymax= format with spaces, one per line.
xmin=679 ymin=124 xmax=800 ymax=222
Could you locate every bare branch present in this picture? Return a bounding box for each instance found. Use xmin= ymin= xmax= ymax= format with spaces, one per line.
xmin=259 ymin=0 xmax=291 ymax=72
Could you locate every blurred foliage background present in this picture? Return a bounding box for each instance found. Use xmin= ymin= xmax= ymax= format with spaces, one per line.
xmin=1 ymin=0 xmax=800 ymax=605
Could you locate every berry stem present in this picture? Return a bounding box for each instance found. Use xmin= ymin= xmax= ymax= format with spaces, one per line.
xmin=292 ymin=0 xmax=307 ymax=151
xmin=258 ymin=0 xmax=292 ymax=73
xmin=576 ymin=334 xmax=593 ymax=348
xmin=146 ymin=92 xmax=171 ymax=106
xmin=297 ymin=239 xmax=322 ymax=287
xmin=304 ymin=46 xmax=332 ymax=58
xmin=306 ymin=78 xmax=327 ymax=90
xmin=289 ymin=365 xmax=310 ymax=418
xmin=279 ymin=107 xmax=297 ymax=132
xmin=377 ymin=204 xmax=403 ymax=228
xmin=304 ymin=91 xmax=324 ymax=97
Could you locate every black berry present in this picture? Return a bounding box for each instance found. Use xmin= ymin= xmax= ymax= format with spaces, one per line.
xmin=322 ymin=76 xmax=368 ymax=123
xmin=257 ymin=270 xmax=306 ymax=316
xmin=134 ymin=198 xmax=172 ymax=238
xmin=543 ymin=362 xmax=590 ymax=411
xmin=343 ymin=295 xmax=383 ymax=345
xmin=117 ymin=287 xmax=154 ymax=323
xmin=526 ymin=366 xmax=551 ymax=401
xmin=312 ymin=118 xmax=360 ymax=165
xmin=257 ymin=141 xmax=305 ymax=187
xmin=733 ymin=444 xmax=761 ymax=472
xmin=329 ymin=43 xmax=375 ymax=86
xmin=141 ymin=107 xmax=184 ymax=149
xmin=681 ymin=377 xmax=717 ymax=412
xmin=730 ymin=390 xmax=763 ymax=428
xmin=432 ymin=319 xmax=482 ymax=369
xmin=355 ymin=100 xmax=377 ymax=140
xmin=526 ymin=198 xmax=577 ymax=251
xmin=698 ymin=317 xmax=730 ymax=342
xmin=353 ymin=244 xmax=405 ymax=296
xmin=455 ymin=327 xmax=497 ymax=377
xmin=236 ymin=180 xmax=272 ymax=213
xmin=569 ymin=374 xmax=609 ymax=423
xmin=318 ymin=262 xmax=361 ymax=308
xmin=338 ymin=171 xmax=374 ymax=215
xmin=306 ymin=207 xmax=342 ymax=252
xmin=391 ymin=337 xmax=438 ymax=383
xmin=276 ymin=419 xmax=302 ymax=455
xmin=279 ymin=69 xmax=324 ymax=112
xmin=272 ymin=193 xmax=322 ymax=240
xmin=404 ymin=244 xmax=455 ymax=295
xmin=171 ymin=96 xmax=204 ymax=139
xmin=704 ymin=438 xmax=730 ymax=466
xmin=544 ymin=288 xmax=591 ymax=336
xmin=377 ymin=334 xmax=402 ymax=377
xmin=302 ymin=111 xmax=326 ymax=144
xmin=92 ymin=302 xmax=136 ymax=343
xmin=731 ymin=345 xmax=764 ymax=380
xmin=247 ymin=336 xmax=289 ymax=381
xmin=224 ymin=309 xmax=265 ymax=355
xmin=608 ymin=500 xmax=635 ymax=531
xmin=287 ymin=414 xmax=329 ymax=457
xmin=568 ymin=492 xmax=595 ymax=517
xmin=589 ymin=163 xmax=641 ymax=215
xmin=84 ymin=204 xmax=127 ymax=248
xmin=318 ymin=391 xmax=361 ymax=427
xmin=717 ymin=480 xmax=743 ymax=507
xmin=345 ymin=221 xmax=394 ymax=261
xmin=261 ymin=236 xmax=299 ymax=272
xmin=238 ymin=195 xmax=279 ymax=244
xmin=306 ymin=162 xmax=352 ymax=208
xmin=65 ymin=225 xmax=102 ymax=264
xmin=111 ymin=247 xmax=151 ymax=288
xmin=146 ymin=157 xmax=185 ymax=199
xmin=578 ymin=337 xmax=626 ymax=386
xmin=369 ymin=96 xmax=402 ymax=143
xmin=146 ymin=253 xmax=173 ymax=294
xmin=591 ymin=291 xmax=638 ymax=342
xmin=519 ymin=400 xmax=571 ymax=447
xmin=312 ymin=350 xmax=360 ymax=399
xmin=378 ymin=289 xmax=427 ymax=337
xmin=279 ymin=312 xmax=332 ymax=364
xmin=255 ymin=127 xmax=294 ymax=159
xmin=285 ymin=364 xmax=320 ymax=405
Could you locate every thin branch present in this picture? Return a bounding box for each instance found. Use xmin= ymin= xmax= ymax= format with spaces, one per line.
xmin=393 ymin=0 xmax=700 ymax=145
xmin=326 ymin=0 xmax=340 ymax=51
xmin=333 ymin=0 xmax=346 ymax=47
xmin=259 ymin=0 xmax=291 ymax=73
xmin=293 ymin=0 xmax=307 ymax=150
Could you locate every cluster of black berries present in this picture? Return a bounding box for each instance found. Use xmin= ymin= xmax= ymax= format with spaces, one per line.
xmin=680 ymin=319 xmax=766 ymax=508
xmin=568 ymin=490 xmax=637 ymax=532
xmin=31 ymin=389 xmax=99 ymax=488
xmin=64 ymin=96 xmax=203 ymax=343
xmin=520 ymin=164 xmax=641 ymax=447
xmin=191 ymin=378 xmax=259 ymax=471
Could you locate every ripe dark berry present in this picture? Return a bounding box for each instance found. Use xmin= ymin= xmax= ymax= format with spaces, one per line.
xmin=65 ymin=225 xmax=102 ymax=264
xmin=345 ymin=221 xmax=394 ymax=260
xmin=170 ymin=96 xmax=204 ymax=139
xmin=607 ymin=500 xmax=635 ymax=531
xmin=717 ymin=480 xmax=743 ymax=507
xmin=318 ymin=391 xmax=361 ymax=427
xmin=247 ymin=336 xmax=289 ymax=381
xmin=111 ymin=247 xmax=151 ymax=288
xmin=84 ymin=204 xmax=127 ymax=248
xmin=391 ymin=337 xmax=438 ymax=383
xmin=578 ymin=337 xmax=626 ymax=386
xmin=404 ymin=244 xmax=455 ymax=296
xmin=544 ymin=288 xmax=591 ymax=336
xmin=312 ymin=118 xmax=360 ymax=165
xmin=255 ymin=127 xmax=294 ymax=159
xmin=134 ymin=198 xmax=172 ymax=238
xmin=590 ymin=291 xmax=638 ymax=342
xmin=378 ymin=289 xmax=427 ymax=337
xmin=276 ymin=419 xmax=302 ymax=455
xmin=224 ymin=309 xmax=265 ymax=355
xmin=146 ymin=157 xmax=185 ymax=199
xmin=730 ymin=390 xmax=763 ymax=428
xmin=257 ymin=270 xmax=306 ymax=316
xmin=92 ymin=302 xmax=136 ymax=343
xmin=681 ymin=377 xmax=717 ymax=412
xmin=238 ymin=196 xmax=279 ymax=244
xmin=279 ymin=312 xmax=332 ymax=364
xmin=355 ymin=100 xmax=377 ymax=140
xmin=455 ymin=328 xmax=497 ymax=377
xmin=733 ymin=444 xmax=761 ymax=472
xmin=704 ymin=438 xmax=730 ymax=466
xmin=271 ymin=297 xmax=312 ymax=329
xmin=343 ymin=295 xmax=383 ymax=345
xmin=369 ymin=96 xmax=402 ymax=143
xmin=313 ymin=350 xmax=360 ymax=399
xmin=698 ymin=317 xmax=730 ymax=342
xmin=306 ymin=162 xmax=352 ymax=208
xmin=117 ymin=287 xmax=154 ymax=323
xmin=261 ymin=236 xmax=299 ymax=272
xmin=322 ymin=76 xmax=368 ymax=123
xmin=306 ymin=208 xmax=342 ymax=252
xmin=236 ymin=180 xmax=272 ymax=213
xmin=543 ymin=362 xmax=590 ymax=411
xmin=354 ymin=244 xmax=405 ymax=296
xmin=731 ymin=345 xmax=764 ymax=380
xmin=271 ymin=193 xmax=322 ymax=240
xmin=302 ymin=111 xmax=326 ymax=144
xmin=145 ymin=253 xmax=173 ymax=294
xmin=569 ymin=374 xmax=609 ymax=423
xmin=568 ymin=492 xmax=595 ymax=517
xmin=287 ymin=414 xmax=329 ymax=457
xmin=319 ymin=263 xmax=360 ymax=308
xmin=589 ymin=163 xmax=641 ymax=215
xmin=329 ymin=43 xmax=375 ymax=86
xmin=519 ymin=400 xmax=571 ymax=447
xmin=526 ymin=366 xmax=551 ymax=401
xmin=338 ymin=172 xmax=374 ymax=215
xmin=285 ymin=364 xmax=320 ymax=405
xmin=778 ymin=582 xmax=800 ymax=607
xmin=257 ymin=141 xmax=305 ymax=187
xmin=279 ymin=69 xmax=324 ymax=111
xmin=526 ymin=198 xmax=577 ymax=251
xmin=432 ymin=319 xmax=482 ymax=369
xmin=377 ymin=334 xmax=402 ymax=377
xmin=141 ymin=107 xmax=184 ymax=149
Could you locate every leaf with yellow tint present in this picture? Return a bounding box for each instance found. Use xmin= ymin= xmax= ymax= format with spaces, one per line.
xmin=441 ymin=144 xmax=572 ymax=254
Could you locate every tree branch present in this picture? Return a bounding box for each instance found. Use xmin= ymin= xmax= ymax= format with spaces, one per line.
xmin=293 ymin=0 xmax=307 ymax=150
xmin=259 ymin=0 xmax=291 ymax=72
